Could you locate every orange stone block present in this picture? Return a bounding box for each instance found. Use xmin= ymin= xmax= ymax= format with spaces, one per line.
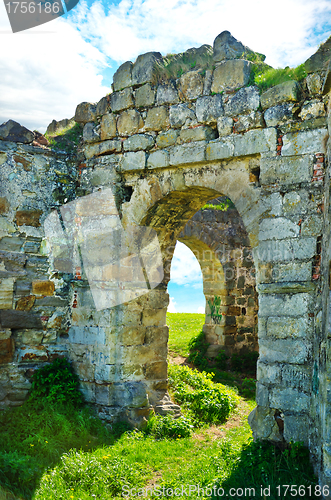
xmin=0 ymin=338 xmax=15 ymax=364
xmin=32 ymin=281 xmax=55 ymax=296
xmin=16 ymin=210 xmax=43 ymax=227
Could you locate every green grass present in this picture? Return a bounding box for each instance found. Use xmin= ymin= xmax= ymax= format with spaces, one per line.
xmin=0 ymin=314 xmax=318 ymax=499
xmin=167 ymin=312 xmax=205 ymax=357
xmin=253 ymin=63 xmax=307 ymax=91
xmin=45 ymin=122 xmax=83 ymax=154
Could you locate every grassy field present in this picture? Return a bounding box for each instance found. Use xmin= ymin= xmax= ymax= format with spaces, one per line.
xmin=0 ymin=313 xmax=317 ymax=500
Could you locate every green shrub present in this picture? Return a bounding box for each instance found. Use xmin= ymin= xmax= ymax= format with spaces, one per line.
xmin=215 ymin=350 xmax=229 ymax=371
xmin=168 ymin=365 xmax=239 ymax=425
xmin=29 ymin=358 xmax=84 ymax=407
xmin=187 ymin=330 xmax=209 ymax=370
xmin=231 ymin=351 xmax=259 ymax=374
xmin=146 ymin=414 xmax=193 ymax=439
xmin=254 ymin=64 xmax=307 ymax=91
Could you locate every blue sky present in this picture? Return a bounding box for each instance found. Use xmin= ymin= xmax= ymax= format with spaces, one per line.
xmin=0 ymin=0 xmax=331 ymax=312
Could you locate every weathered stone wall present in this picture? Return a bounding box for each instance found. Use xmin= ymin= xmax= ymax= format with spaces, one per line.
xmin=1 ymin=29 xmax=331 ymax=491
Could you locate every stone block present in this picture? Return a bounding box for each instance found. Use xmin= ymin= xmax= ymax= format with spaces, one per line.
xmin=205 ymin=139 xmax=234 ymax=160
xmin=0 ymin=278 xmax=14 ymax=309
xmin=21 ymin=329 xmax=43 ymax=345
xmin=178 ymin=125 xmax=216 ymax=144
xmin=144 ymin=106 xmax=170 ymax=132
xmin=110 ymin=87 xmax=134 ymax=113
xmin=100 ymin=113 xmax=117 ymax=140
xmin=83 ymin=122 xmax=100 ymax=143
xmin=179 ymin=70 xmax=204 ymax=100
xmin=144 ymin=361 xmax=167 ymax=380
xmin=144 ymin=326 xmax=168 ymax=345
xmin=260 ymin=155 xmax=312 ymax=185
xmin=142 ymin=308 xmax=166 ymax=327
xmin=156 ymin=83 xmax=179 ymax=105
xmin=113 ymin=61 xmax=133 ymax=91
xmin=0 ymin=120 xmax=34 ymax=143
xmin=233 ymin=127 xmax=277 ymax=156
xmin=85 ymin=140 xmax=122 ymax=159
xmin=299 ymin=100 xmax=325 ymax=120
xmin=132 ymin=52 xmax=163 ymax=87
xmin=213 ymin=30 xmax=255 ymax=62
xmin=258 ymin=237 xmax=316 ymax=263
xmin=0 ymin=310 xmax=42 ymax=329
xmin=32 ymin=281 xmax=55 ymax=296
xmin=259 ymin=217 xmax=300 ymax=240
xmin=260 ymin=81 xmax=299 ymax=109
xmin=16 ymin=295 xmax=35 ymax=311
xmin=264 ymin=104 xmax=294 ymax=127
xmin=258 ymin=261 xmax=312 ymax=283
xmin=259 ymin=293 xmax=311 ymax=317
xmin=233 ymin=111 xmax=264 ymax=132
xmin=0 ymin=197 xmax=9 ymax=215
xmin=156 ymin=129 xmax=179 ymax=148
xmin=16 ymin=210 xmax=42 ymax=227
xmin=217 ymin=116 xmax=233 ymax=137
xmin=147 ymin=150 xmax=169 ymax=169
xmin=305 ymin=36 xmax=331 ymax=73
xmin=282 ymin=127 xmax=327 ymax=156
xmin=248 ymin=406 xmax=282 ymax=442
xmin=117 ymin=109 xmax=144 ymax=136
xmin=74 ymin=102 xmax=97 ymax=123
xmin=169 ymin=143 xmax=206 ymax=166
xmin=283 ymin=414 xmax=309 ymax=445
xmin=96 ymin=96 xmax=111 ymax=116
xmin=123 ymin=134 xmax=155 ymax=151
xmin=135 ymin=83 xmax=155 ymax=108
xmin=211 ymin=60 xmax=252 ymax=93
xmin=224 ymin=87 xmax=260 ymax=117
xmin=169 ymin=104 xmax=196 ymax=129
xmin=256 ymin=382 xmax=268 ymax=406
xmin=269 ymin=387 xmax=310 ymax=412
xmin=282 ymin=190 xmax=308 ymax=215
xmin=195 ymin=95 xmax=224 ymax=125
xmin=120 ymin=151 xmax=146 ymax=171
xmin=301 ymin=214 xmax=323 ymax=236
xmin=0 ymin=338 xmax=14 ymax=363
xmin=259 ymin=338 xmax=311 ymax=364
xmin=306 ymin=73 xmax=322 ymax=95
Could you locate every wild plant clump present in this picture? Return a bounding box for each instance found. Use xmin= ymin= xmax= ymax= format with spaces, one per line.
xmin=29 ymin=358 xmax=84 ymax=407
xmin=168 ymin=364 xmax=239 ymax=425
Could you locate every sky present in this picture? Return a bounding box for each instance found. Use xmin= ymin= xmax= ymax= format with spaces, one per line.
xmin=1 ymin=0 xmax=331 ymax=313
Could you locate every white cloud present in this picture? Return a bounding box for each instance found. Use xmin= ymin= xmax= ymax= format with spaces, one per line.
xmin=0 ymin=3 xmax=109 ymax=132
xmin=1 ymin=0 xmax=331 ymax=132
xmin=170 ymin=241 xmax=203 ymax=287
xmin=68 ymin=0 xmax=331 ymax=68
xmin=197 ymin=306 xmax=205 ymax=314
xmin=167 ymin=296 xmax=177 ymax=313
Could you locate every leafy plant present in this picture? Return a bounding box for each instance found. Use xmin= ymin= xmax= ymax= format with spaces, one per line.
xmin=215 ymin=350 xmax=229 ymax=371
xmin=168 ymin=364 xmax=239 ymax=425
xmin=187 ymin=330 xmax=210 ymax=369
xmin=146 ymin=413 xmax=193 ymax=439
xmin=45 ymin=122 xmax=83 ymax=154
xmin=29 ymin=358 xmax=83 ymax=407
xmin=231 ymin=351 xmax=259 ymax=374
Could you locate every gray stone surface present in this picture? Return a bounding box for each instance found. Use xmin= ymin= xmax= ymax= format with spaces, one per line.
xmin=169 ymin=142 xmax=206 ymax=165
xmin=257 ymin=237 xmax=316 ymax=263
xmin=135 ymin=84 xmax=155 ymax=108
xmin=269 ymin=387 xmax=310 ymax=412
xmin=169 ymin=104 xmax=196 ymax=128
xmin=217 ymin=116 xmax=233 ymax=137
xmin=132 ymin=52 xmax=163 ymax=87
xmin=178 ymin=126 xmax=216 ymax=144
xmin=179 ymin=70 xmax=204 ymax=100
xmin=282 ymin=127 xmax=328 ymax=156
xmin=213 ymin=31 xmax=255 ymax=62
xmin=156 ymin=83 xmax=179 ymax=105
xmin=260 ymin=155 xmax=312 ymax=185
xmin=259 ymin=338 xmax=311 ymax=364
xmin=233 ymin=111 xmax=264 ymax=132
xmin=156 ymin=129 xmax=179 ymax=148
xmin=259 ymin=293 xmax=311 ymax=317
xmin=83 ymin=123 xmax=100 ymax=143
xmin=120 ymin=151 xmax=146 ymax=171
xmin=96 ymin=96 xmax=111 ymax=116
xmin=147 ymin=150 xmax=169 ymax=169
xmin=195 ymin=95 xmax=224 ymax=125
xmin=100 ymin=113 xmax=117 ymax=140
xmin=117 ymin=109 xmax=144 ymax=136
xmin=74 ymin=102 xmax=97 ymax=124
xmin=0 ymin=120 xmax=34 ymax=144
xmin=113 ymin=61 xmax=133 ymax=91
xmin=85 ymin=139 xmax=121 ymax=159
xmin=123 ymin=134 xmax=155 ymax=152
xmin=110 ymin=88 xmax=134 ymax=113
xmin=224 ymin=86 xmax=260 ymax=116
xmin=299 ymin=100 xmax=325 ymax=121
xmin=264 ymin=104 xmax=294 ymax=127
xmin=211 ymin=60 xmax=252 ymax=93
xmin=260 ymin=81 xmax=299 ymax=109
xmin=259 ymin=217 xmax=300 ymax=240
xmin=205 ymin=139 xmax=234 ymax=160
xmin=233 ymin=127 xmax=276 ymax=156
